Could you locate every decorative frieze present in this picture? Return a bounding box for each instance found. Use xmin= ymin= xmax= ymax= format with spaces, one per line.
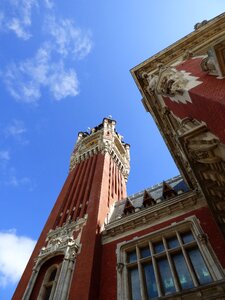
xmin=37 ymin=218 xmax=86 ymax=262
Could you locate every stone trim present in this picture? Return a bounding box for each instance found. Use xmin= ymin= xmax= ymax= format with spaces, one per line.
xmin=22 ymin=219 xmax=85 ymax=300
xmin=102 ymin=190 xmax=204 ymax=244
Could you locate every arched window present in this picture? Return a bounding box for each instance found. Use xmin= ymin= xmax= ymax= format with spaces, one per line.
xmin=38 ymin=264 xmax=61 ymax=300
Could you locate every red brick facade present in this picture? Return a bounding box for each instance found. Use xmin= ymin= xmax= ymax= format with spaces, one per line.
xmin=163 ymin=58 xmax=225 ymax=144
xmin=99 ymin=206 xmax=225 ymax=300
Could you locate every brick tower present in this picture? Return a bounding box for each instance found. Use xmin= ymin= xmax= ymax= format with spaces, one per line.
xmin=13 ymin=118 xmax=130 ymax=300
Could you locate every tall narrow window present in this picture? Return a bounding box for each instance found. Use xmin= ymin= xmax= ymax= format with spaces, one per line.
xmin=43 ymin=267 xmax=57 ymax=300
xmin=38 ymin=264 xmax=61 ymax=300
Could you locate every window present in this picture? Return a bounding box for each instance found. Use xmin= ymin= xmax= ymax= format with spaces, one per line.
xmin=38 ymin=264 xmax=61 ymax=300
xmin=117 ymin=220 xmax=223 ymax=300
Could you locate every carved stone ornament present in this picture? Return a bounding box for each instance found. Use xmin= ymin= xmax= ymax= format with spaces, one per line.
xmin=144 ymin=67 xmax=189 ymax=97
xmin=156 ymin=67 xmax=189 ymax=96
xmin=38 ymin=220 xmax=84 ymax=261
xmin=200 ymin=52 xmax=218 ymax=76
xmin=182 ymin=49 xmax=194 ymax=60
xmin=116 ymin=262 xmax=124 ymax=273
xmin=197 ymin=233 xmax=208 ymax=244
xmin=187 ymin=133 xmax=220 ymax=164
xmin=194 ymin=20 xmax=208 ymax=30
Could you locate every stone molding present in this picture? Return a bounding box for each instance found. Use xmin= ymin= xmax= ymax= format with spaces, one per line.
xmin=102 ymin=190 xmax=203 ymax=244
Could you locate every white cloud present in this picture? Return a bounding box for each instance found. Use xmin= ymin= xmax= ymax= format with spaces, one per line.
xmin=0 ymin=150 xmax=10 ymax=161
xmin=3 ymin=120 xmax=28 ymax=146
xmin=5 ymin=175 xmax=32 ymax=188
xmin=5 ymin=44 xmax=79 ymax=103
xmin=48 ymin=63 xmax=79 ymax=100
xmin=7 ymin=17 xmax=31 ymax=40
xmin=4 ymin=120 xmax=27 ymax=138
xmin=0 ymin=0 xmax=38 ymax=40
xmin=43 ymin=0 xmax=54 ymax=9
xmin=0 ymin=230 xmax=36 ymax=287
xmin=1 ymin=2 xmax=92 ymax=102
xmin=46 ymin=16 xmax=92 ymax=59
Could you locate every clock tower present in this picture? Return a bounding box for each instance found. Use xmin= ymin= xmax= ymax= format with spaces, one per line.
xmin=13 ymin=118 xmax=130 ymax=300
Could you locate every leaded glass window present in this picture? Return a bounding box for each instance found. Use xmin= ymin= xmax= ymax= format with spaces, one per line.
xmin=125 ymin=230 xmax=213 ymax=299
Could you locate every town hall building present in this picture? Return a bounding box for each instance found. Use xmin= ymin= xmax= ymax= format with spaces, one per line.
xmin=13 ymin=13 xmax=225 ymax=300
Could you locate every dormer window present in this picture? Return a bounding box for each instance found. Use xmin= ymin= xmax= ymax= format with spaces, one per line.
xmin=143 ymin=190 xmax=156 ymax=207
xmin=123 ymin=198 xmax=135 ymax=215
xmin=162 ymin=181 xmax=177 ymax=200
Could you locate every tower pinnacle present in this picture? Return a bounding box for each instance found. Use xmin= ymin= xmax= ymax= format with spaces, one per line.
xmin=70 ymin=118 xmax=130 ymax=180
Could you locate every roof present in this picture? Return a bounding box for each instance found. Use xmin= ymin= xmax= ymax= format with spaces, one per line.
xmin=109 ymin=175 xmax=189 ymax=223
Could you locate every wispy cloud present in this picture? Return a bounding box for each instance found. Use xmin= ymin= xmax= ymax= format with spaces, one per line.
xmin=4 ymin=175 xmax=33 ymax=188
xmin=0 ymin=150 xmax=10 ymax=161
xmin=0 ymin=229 xmax=36 ymax=287
xmin=46 ymin=16 xmax=92 ymax=59
xmin=0 ymin=165 xmax=35 ymax=190
xmin=1 ymin=1 xmax=92 ymax=103
xmin=0 ymin=0 xmax=39 ymax=40
xmin=5 ymin=44 xmax=79 ymax=103
xmin=4 ymin=120 xmax=27 ymax=143
xmin=43 ymin=0 xmax=54 ymax=9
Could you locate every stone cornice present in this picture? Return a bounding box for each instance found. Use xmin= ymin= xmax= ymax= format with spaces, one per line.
xmin=131 ymin=13 xmax=225 ymax=89
xmin=102 ymin=190 xmax=204 ymax=244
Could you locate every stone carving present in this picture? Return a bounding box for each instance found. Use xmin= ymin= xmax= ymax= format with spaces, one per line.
xmin=144 ymin=67 xmax=189 ymax=97
xmin=194 ymin=20 xmax=208 ymax=30
xmin=178 ymin=117 xmax=202 ymax=135
xmin=201 ymin=53 xmax=218 ymax=76
xmin=156 ymin=67 xmax=189 ymax=96
xmin=182 ymin=49 xmax=194 ymax=60
xmin=116 ymin=262 xmax=124 ymax=273
xmin=197 ymin=233 xmax=208 ymax=244
xmin=38 ymin=220 xmax=84 ymax=260
xmin=142 ymin=72 xmax=158 ymax=95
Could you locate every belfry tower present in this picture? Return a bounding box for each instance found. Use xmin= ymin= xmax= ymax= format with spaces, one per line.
xmin=13 ymin=118 xmax=130 ymax=300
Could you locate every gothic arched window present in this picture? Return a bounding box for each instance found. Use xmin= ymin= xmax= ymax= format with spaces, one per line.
xmin=38 ymin=264 xmax=60 ymax=300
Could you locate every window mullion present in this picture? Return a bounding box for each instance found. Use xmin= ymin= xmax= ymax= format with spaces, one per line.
xmin=162 ymin=237 xmax=180 ymax=292
xmin=176 ymin=232 xmax=198 ymax=287
xmin=136 ymin=246 xmax=146 ymax=300
xmin=149 ymin=241 xmax=162 ymax=297
xmin=124 ymin=263 xmax=130 ymax=300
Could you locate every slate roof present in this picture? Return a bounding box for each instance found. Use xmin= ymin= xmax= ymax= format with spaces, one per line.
xmin=109 ymin=175 xmax=189 ymax=223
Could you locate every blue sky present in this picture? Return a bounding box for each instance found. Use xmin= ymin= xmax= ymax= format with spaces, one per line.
xmin=0 ymin=1 xmax=224 ymax=299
